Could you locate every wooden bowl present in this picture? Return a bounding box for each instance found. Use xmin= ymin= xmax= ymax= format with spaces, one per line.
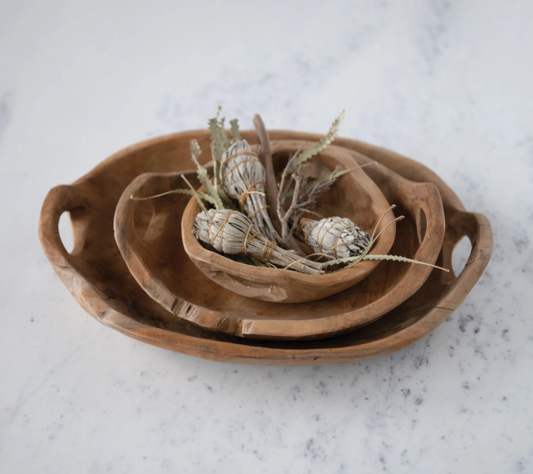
xmin=115 ymin=143 xmax=444 ymax=340
xmin=181 ymin=144 xmax=395 ymax=303
xmin=38 ymin=130 xmax=492 ymax=365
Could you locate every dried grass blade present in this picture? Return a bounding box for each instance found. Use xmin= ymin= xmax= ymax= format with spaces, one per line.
xmin=361 ymin=254 xmax=449 ymax=272
xmin=130 ymin=188 xmax=217 ymax=207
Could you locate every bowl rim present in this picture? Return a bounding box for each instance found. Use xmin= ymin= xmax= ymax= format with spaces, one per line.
xmin=181 ymin=143 xmax=396 ymax=286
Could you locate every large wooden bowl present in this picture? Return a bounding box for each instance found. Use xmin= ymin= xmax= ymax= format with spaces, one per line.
xmin=181 ymin=143 xmax=395 ymax=303
xmin=115 ymin=143 xmax=445 ymax=340
xmin=38 ymin=130 xmax=492 ymax=365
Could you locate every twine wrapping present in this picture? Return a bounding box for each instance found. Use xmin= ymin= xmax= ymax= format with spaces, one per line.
xmin=295 ymin=216 xmax=371 ymax=259
xmin=193 ymin=209 xmax=323 ymax=275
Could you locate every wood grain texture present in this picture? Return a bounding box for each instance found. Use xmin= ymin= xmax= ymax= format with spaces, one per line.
xmin=114 ymin=141 xmax=445 ymax=340
xmin=39 ymin=130 xmax=492 ymax=365
xmin=181 ymin=142 xmax=395 ymax=303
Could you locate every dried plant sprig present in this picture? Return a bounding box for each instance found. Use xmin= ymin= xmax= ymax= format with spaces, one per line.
xmin=209 ymin=126 xmax=225 ymax=164
xmin=295 ymin=165 xmax=342 ymax=207
xmin=208 ymin=110 xmax=225 ymax=191
xmin=208 ymin=117 xmax=230 ymax=156
xmin=275 ymin=113 xmax=347 ymax=247
xmin=190 ymin=138 xmax=202 ymax=160
xmin=130 ymin=138 xmax=231 ymax=210
xmin=276 ymin=144 xmax=306 ymax=245
xmin=284 ymin=162 xmax=378 ymax=199
xmin=189 ymin=139 xmax=224 ymax=210
xmin=221 ymin=139 xmax=281 ymax=242
xmin=192 ymin=209 xmax=323 ymax=275
xmin=181 ymin=174 xmax=207 ymax=212
xmin=289 ymin=110 xmax=344 ymax=172
xmin=208 ymin=108 xmax=236 ymax=206
xmin=324 ymin=253 xmax=449 ymax=273
xmin=253 ymin=114 xmax=305 ymax=254
xmin=230 ymin=118 xmax=241 ymax=142
xmin=280 ymin=170 xmax=308 ymax=244
xmin=282 ymin=167 xmax=355 ymax=200
xmin=278 ymin=163 xmax=349 ymax=246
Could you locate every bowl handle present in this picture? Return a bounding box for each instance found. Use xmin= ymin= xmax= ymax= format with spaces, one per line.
xmin=38 ymin=185 xmax=119 ymax=324
xmin=443 ymin=209 xmax=493 ymax=281
xmin=39 ymin=185 xmax=87 ymax=268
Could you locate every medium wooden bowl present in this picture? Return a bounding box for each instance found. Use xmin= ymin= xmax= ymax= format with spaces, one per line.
xmin=181 ymin=144 xmax=395 ymax=303
xmin=115 ymin=142 xmax=445 ymax=340
xmin=39 ymin=130 xmax=492 ymax=365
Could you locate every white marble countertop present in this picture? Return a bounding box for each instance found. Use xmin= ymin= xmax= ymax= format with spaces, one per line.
xmin=1 ymin=0 xmax=532 ymax=472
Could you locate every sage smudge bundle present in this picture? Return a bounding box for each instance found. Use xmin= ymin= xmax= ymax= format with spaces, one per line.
xmin=193 ymin=209 xmax=323 ymax=275
xmin=220 ymin=140 xmax=280 ymax=242
xmin=295 ymin=216 xmax=371 ymax=259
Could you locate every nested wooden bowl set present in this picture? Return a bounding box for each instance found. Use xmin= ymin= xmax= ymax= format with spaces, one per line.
xmin=39 ymin=130 xmax=493 ymax=365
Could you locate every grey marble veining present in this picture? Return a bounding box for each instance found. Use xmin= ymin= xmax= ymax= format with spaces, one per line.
xmin=1 ymin=0 xmax=532 ymax=473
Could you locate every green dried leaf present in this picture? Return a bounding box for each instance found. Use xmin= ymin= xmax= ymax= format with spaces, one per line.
xmin=189 ymin=140 xmax=226 ymax=210
xmin=219 ymin=117 xmax=230 ymax=149
xmin=208 ymin=118 xmax=226 ymax=163
xmin=208 ymin=107 xmax=236 ymax=207
xmin=190 ymin=139 xmax=202 ymax=160
xmin=291 ymin=111 xmax=344 ymax=170
xmin=208 ymin=106 xmax=230 ymax=158
xmin=230 ymin=118 xmax=241 ymax=142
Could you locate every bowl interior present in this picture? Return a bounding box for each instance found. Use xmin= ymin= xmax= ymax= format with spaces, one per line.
xmin=180 ymin=142 xmax=396 ymax=303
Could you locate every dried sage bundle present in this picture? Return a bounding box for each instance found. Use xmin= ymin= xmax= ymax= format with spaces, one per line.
xmin=295 ymin=216 xmax=371 ymax=259
xmin=220 ymin=140 xmax=280 ymax=242
xmin=193 ymin=209 xmax=323 ymax=275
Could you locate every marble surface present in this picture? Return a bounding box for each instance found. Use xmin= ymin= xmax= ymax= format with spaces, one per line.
xmin=1 ymin=0 xmax=532 ymax=472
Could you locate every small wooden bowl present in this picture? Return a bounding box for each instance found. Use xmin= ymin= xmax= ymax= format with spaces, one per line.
xmin=38 ymin=130 xmax=492 ymax=365
xmin=181 ymin=144 xmax=396 ymax=303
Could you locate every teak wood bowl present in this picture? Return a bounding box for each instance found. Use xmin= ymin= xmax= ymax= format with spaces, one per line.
xmin=39 ymin=130 xmax=492 ymax=365
xmin=114 ymin=142 xmax=445 ymax=340
xmin=181 ymin=143 xmax=396 ymax=304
